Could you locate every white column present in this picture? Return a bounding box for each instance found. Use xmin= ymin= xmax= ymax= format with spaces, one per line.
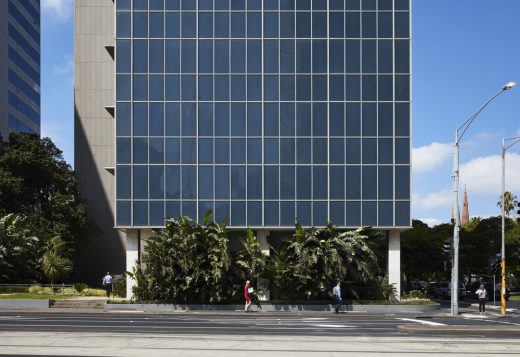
xmin=388 ymin=230 xmax=401 ymax=300
xmin=256 ymin=230 xmax=270 ymax=301
xmin=126 ymin=230 xmax=139 ymax=299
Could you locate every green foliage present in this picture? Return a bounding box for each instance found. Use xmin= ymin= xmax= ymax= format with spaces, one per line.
xmin=0 ymin=214 xmax=40 ymax=282
xmin=0 ymin=133 xmax=93 ymax=283
xmin=74 ymin=283 xmax=89 ymax=293
xmin=112 ymin=274 xmax=127 ymax=298
xmin=130 ymin=212 xmax=233 ymax=303
xmin=497 ymin=191 xmax=518 ymax=218
xmin=268 ymin=222 xmax=379 ymax=300
xmin=42 ymin=236 xmax=73 ymax=288
xmin=401 ymin=290 xmax=428 ymax=300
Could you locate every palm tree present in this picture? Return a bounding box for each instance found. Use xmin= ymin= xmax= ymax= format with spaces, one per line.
xmin=42 ymin=236 xmax=72 ymax=293
xmin=497 ymin=191 xmax=518 ymax=218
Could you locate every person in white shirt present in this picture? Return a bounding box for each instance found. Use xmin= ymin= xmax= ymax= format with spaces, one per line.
xmin=475 ymin=284 xmax=487 ymax=315
xmin=102 ymin=272 xmax=113 ymax=298
xmin=332 ymin=281 xmax=342 ymax=313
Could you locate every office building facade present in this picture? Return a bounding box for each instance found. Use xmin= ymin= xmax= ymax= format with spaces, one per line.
xmin=76 ymin=0 xmax=411 ymax=295
xmin=0 ymin=0 xmax=41 ymax=138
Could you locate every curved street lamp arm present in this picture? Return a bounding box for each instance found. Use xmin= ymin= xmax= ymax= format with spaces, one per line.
xmin=457 ymin=89 xmax=505 ymax=142
xmin=504 ymin=136 xmax=520 ymax=152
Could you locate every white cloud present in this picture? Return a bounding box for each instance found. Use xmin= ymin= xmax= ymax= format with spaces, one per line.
xmin=460 ymin=152 xmax=520 ymax=195
xmin=412 ymin=142 xmax=452 ymax=174
xmin=413 ymin=189 xmax=452 ymax=211
xmin=419 ymin=218 xmax=444 ymax=227
xmin=42 ymin=0 xmax=73 ymax=21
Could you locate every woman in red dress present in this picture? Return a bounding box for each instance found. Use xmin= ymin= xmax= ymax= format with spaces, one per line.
xmin=244 ymin=280 xmax=252 ymax=312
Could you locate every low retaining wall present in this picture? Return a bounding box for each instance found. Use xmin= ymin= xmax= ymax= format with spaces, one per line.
xmin=0 ymin=299 xmax=51 ymax=309
xmin=105 ymin=303 xmax=440 ymax=314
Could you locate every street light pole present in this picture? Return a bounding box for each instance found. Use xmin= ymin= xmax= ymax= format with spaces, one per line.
xmin=451 ymin=81 xmax=516 ymax=317
xmin=501 ymin=136 xmax=520 ymax=315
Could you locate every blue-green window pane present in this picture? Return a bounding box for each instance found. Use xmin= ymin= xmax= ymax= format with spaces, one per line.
xmin=165 ymin=13 xmax=180 ymax=37
xmin=362 ymin=201 xmax=377 ymax=226
xmin=330 ymin=12 xmax=344 ymax=38
xmin=117 ymin=201 xmax=131 ymax=226
xmin=296 ymin=103 xmax=311 ymax=136
xmin=165 ymin=40 xmax=180 ymax=72
xmin=231 ymin=12 xmax=245 ymax=37
xmin=247 ymin=139 xmax=262 ymax=164
xmin=312 ymin=41 xmax=327 ymax=72
xmin=297 ymin=166 xmax=311 ymax=199
xmin=330 ymin=166 xmax=345 ymax=199
xmin=199 ymin=40 xmax=213 ymax=73
xmin=346 ymin=40 xmax=360 ymax=73
xmin=165 ymin=138 xmax=180 ymax=164
xmin=133 ymin=40 xmax=147 ymax=72
xmin=150 ymin=75 xmax=164 ymax=101
xmin=199 ymin=12 xmax=213 ymax=37
xmin=396 ymin=75 xmax=410 ymax=101
xmin=182 ymin=138 xmax=196 ymax=164
xmin=215 ymin=13 xmax=229 ymax=38
xmin=395 ymin=12 xmax=410 ymax=38
xmin=265 ymin=202 xmax=279 ymax=226
xmin=280 ymin=103 xmax=295 ymax=136
xmin=346 ymin=12 xmax=360 ymax=37
xmin=280 ymin=166 xmax=295 ymax=199
xmin=231 ymin=138 xmax=246 ymax=164
xmin=150 ymin=201 xmax=165 ymax=226
xmin=181 ymin=40 xmax=196 ymax=72
xmin=182 ymin=12 xmax=196 ymax=37
xmin=214 ymin=201 xmax=230 ymax=224
xmin=346 ymin=75 xmax=360 ymax=101
xmin=280 ymin=75 xmax=295 ymax=101
xmin=264 ymin=75 xmax=279 ymax=101
xmin=330 ymin=40 xmax=344 ymax=73
xmin=181 ymin=74 xmax=196 ymax=100
xmin=362 ymin=166 xmax=377 ymax=199
xmin=297 ymin=201 xmax=311 ymax=226
xmin=150 ymin=13 xmax=164 ymax=37
xmin=215 ymin=75 xmax=229 ymax=101
xmin=378 ymin=201 xmax=393 ymax=227
xmin=379 ymin=139 xmax=393 ymax=164
xmin=395 ymin=40 xmax=410 ymax=74
xmin=313 ymin=201 xmax=327 ymax=226
xmin=165 ymin=75 xmax=180 ymax=100
xmin=133 ymin=75 xmax=148 ymax=100
xmin=133 ymin=138 xmax=148 ymax=164
xmin=165 ymin=166 xmax=180 ymax=199
xmin=215 ymin=138 xmax=229 ymax=164
xmin=330 ymin=103 xmax=344 ymax=136
xmin=247 ymin=12 xmax=261 ymax=38
xmin=215 ymin=167 xmax=230 ymax=199
xmin=198 ymin=103 xmax=213 ymax=136
xmin=198 ymin=166 xmax=213 ymax=199
xmin=379 ymin=103 xmax=393 ymax=136
xmin=313 ymin=167 xmax=327 ymax=200
xmin=116 ymin=40 xmax=131 ymax=73
xmin=362 ymin=103 xmax=377 ymax=136
xmin=231 ymin=166 xmax=246 ymax=199
xmin=312 ymin=138 xmax=327 ymax=164
xmin=231 ymin=75 xmax=246 ymax=101
xmin=330 ymin=139 xmax=344 ymax=164
xmin=165 ymin=103 xmax=180 ymax=136
xmin=395 ymin=103 xmax=410 ymax=136
xmin=280 ymin=138 xmax=295 ymax=164
xmin=231 ymin=102 xmax=245 ymax=135
xmin=396 ymin=138 xmax=410 ymax=164
xmin=182 ymin=166 xmax=196 ymax=199
xmin=133 ymin=12 xmax=148 ymax=37
xmin=280 ymin=201 xmax=295 ymax=226
xmin=362 ymin=138 xmax=377 ymax=164
xmin=296 ymin=138 xmax=311 ymax=164
xmin=247 ymin=104 xmax=262 ymax=136
xmin=149 ymin=103 xmax=164 ymax=136
xmin=150 ymin=166 xmax=165 ymax=199
xmin=133 ymin=166 xmax=148 ymax=199
xmin=231 ymin=201 xmax=246 ymax=226
xmin=149 ymin=138 xmax=164 ymax=164
xmin=215 ymin=103 xmax=230 ymax=136
xmin=117 ymin=12 xmax=131 ymax=38
xmin=362 ymin=12 xmax=376 ymax=37
xmin=198 ymin=75 xmax=213 ymax=101
xmin=247 ymin=166 xmax=262 ymax=199
xmin=312 ymin=103 xmax=327 ymax=136
xmin=312 ymin=75 xmax=327 ymax=101
xmin=346 ymin=166 xmax=361 ymax=199
xmin=133 ymin=103 xmax=147 ymax=136
xmin=166 ymin=201 xmax=180 ymax=220
xmin=116 ymin=75 xmax=131 ymax=101
xmin=395 ymin=166 xmax=410 ymax=200
xmin=264 ymin=12 xmax=279 ymax=38
xmin=346 ymin=201 xmax=360 ymax=226
xmin=182 ymin=201 xmax=196 ymax=220
xmin=264 ymin=166 xmax=279 ymax=199
xmin=378 ymin=166 xmax=393 ymax=200
xmin=346 ymin=103 xmax=360 ymax=136
xmin=264 ymin=138 xmax=279 ymax=164
xmin=346 ymin=138 xmax=361 ymax=164
xmin=117 ymin=166 xmax=131 ymax=199
xmin=198 ymin=138 xmax=213 ymax=164
xmin=280 ymin=12 xmax=295 ymax=38
xmin=296 ymin=12 xmax=311 ymax=38
xmin=247 ymin=75 xmax=261 ymax=100
xmin=199 ymin=201 xmax=214 ymax=223
xmin=215 ymin=41 xmax=229 ymax=73
xmin=395 ymin=201 xmax=410 ymax=226
xmin=117 ymin=103 xmax=131 ymax=136
xmin=330 ymin=201 xmax=345 ymax=226
xmin=181 ymin=102 xmax=196 ymax=136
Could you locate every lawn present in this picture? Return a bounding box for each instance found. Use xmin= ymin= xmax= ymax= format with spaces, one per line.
xmin=0 ymin=293 xmax=73 ymax=300
xmin=509 ymin=295 xmax=520 ymax=301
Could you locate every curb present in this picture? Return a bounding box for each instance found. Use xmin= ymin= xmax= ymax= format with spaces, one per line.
xmin=398 ymin=324 xmax=520 ymax=335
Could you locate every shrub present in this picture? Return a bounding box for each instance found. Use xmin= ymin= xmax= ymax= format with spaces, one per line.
xmin=74 ymin=283 xmax=89 ymax=293
xmin=80 ymin=288 xmax=106 ymax=297
xmin=29 ymin=285 xmax=53 ymax=294
xmin=112 ymin=274 xmax=126 ymax=298
xmin=402 ymin=290 xmax=427 ymax=300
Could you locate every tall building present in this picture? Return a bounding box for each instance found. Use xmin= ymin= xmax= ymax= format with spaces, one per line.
xmin=75 ymin=0 xmax=411 ymax=296
xmin=0 ymin=0 xmax=41 ymax=138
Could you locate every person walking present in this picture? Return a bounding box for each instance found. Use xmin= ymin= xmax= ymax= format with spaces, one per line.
xmin=475 ymin=284 xmax=487 ymax=315
xmin=244 ymin=280 xmax=252 ymax=312
xmin=333 ymin=281 xmax=342 ymax=313
xmin=102 ymin=272 xmax=113 ymax=298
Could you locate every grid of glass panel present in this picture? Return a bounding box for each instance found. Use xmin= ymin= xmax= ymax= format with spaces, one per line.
xmin=115 ymin=0 xmax=411 ymax=228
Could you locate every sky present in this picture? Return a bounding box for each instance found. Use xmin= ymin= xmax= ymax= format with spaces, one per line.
xmin=39 ymin=0 xmax=520 ymax=226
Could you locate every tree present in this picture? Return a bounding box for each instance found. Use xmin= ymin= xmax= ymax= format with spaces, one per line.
xmin=130 ymin=212 xmax=234 ymax=303
xmin=233 ymin=229 xmax=268 ymax=286
xmin=0 ymin=214 xmax=40 ymax=283
xmin=0 ymin=133 xmax=93 ymax=276
xmin=497 ymin=191 xmax=518 ymax=218
xmin=42 ymin=236 xmax=73 ymax=291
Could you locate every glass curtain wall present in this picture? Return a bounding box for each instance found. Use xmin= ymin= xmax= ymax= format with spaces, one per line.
xmin=115 ymin=0 xmax=411 ymax=228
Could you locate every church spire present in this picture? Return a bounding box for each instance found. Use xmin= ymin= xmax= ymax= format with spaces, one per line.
xmin=461 ymin=185 xmax=469 ymax=227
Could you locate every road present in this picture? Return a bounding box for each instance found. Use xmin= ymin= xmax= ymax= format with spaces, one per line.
xmin=0 ymin=312 xmax=520 ymax=356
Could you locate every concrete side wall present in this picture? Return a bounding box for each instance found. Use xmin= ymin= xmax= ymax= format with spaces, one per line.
xmin=74 ymin=0 xmax=125 ymax=285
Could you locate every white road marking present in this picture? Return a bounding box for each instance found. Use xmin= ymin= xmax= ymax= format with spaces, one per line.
xmin=397 ymin=318 xmax=446 ymax=326
xmin=311 ymin=324 xmax=354 ymax=328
